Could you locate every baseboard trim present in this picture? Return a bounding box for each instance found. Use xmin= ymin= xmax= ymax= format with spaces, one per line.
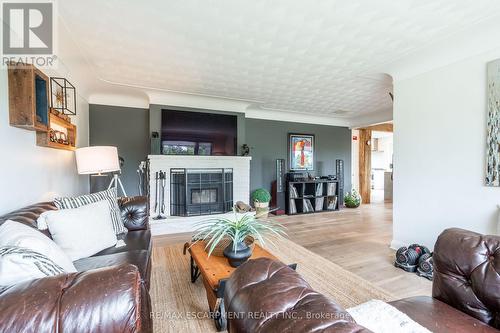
xmin=390 ymin=239 xmax=406 ymax=250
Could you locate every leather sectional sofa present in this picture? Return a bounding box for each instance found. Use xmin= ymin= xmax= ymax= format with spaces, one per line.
xmin=224 ymin=228 xmax=500 ymax=333
xmin=0 ymin=196 xmax=152 ymax=333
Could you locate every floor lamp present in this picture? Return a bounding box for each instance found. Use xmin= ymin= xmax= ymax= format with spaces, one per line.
xmin=75 ymin=146 xmax=127 ymax=197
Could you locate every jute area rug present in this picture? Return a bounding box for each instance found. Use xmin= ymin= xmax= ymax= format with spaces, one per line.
xmin=150 ymin=237 xmax=394 ymax=333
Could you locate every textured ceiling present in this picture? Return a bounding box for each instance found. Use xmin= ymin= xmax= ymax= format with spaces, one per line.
xmin=59 ymin=0 xmax=500 ymax=118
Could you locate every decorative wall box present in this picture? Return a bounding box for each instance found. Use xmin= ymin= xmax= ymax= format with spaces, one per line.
xmin=8 ymin=63 xmax=50 ymax=132
xmin=36 ymin=111 xmax=77 ymax=151
xmin=50 ymin=77 xmax=76 ymax=115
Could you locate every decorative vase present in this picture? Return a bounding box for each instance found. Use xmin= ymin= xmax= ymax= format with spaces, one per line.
xmin=254 ymin=201 xmax=270 ymax=218
xmin=254 ymin=201 xmax=269 ymax=208
xmin=202 ymin=236 xmax=255 ymax=257
xmin=223 ymin=241 xmax=252 ymax=267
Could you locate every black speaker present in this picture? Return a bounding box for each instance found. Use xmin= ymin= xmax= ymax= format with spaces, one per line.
xmin=336 ymin=159 xmax=344 ymax=207
xmin=276 ymin=159 xmax=285 ymax=192
xmin=151 ymin=132 xmax=161 ymax=155
xmin=272 ymin=159 xmax=286 ymax=214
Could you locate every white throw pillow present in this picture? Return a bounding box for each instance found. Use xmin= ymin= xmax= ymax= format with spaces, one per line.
xmin=0 ymin=220 xmax=76 ymax=272
xmin=53 ymin=188 xmax=127 ymax=235
xmin=44 ymin=200 xmax=117 ymax=261
xmin=36 ymin=211 xmax=51 ymax=231
xmin=347 ymin=299 xmax=431 ymax=333
xmin=0 ymin=246 xmax=66 ymax=287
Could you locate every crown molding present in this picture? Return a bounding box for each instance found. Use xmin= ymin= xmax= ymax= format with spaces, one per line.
xmin=245 ymin=107 xmax=351 ymax=127
xmin=349 ymin=108 xmax=393 ymax=128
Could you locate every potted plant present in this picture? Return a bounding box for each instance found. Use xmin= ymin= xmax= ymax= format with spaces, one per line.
xmin=251 ymin=188 xmax=271 ymax=208
xmin=344 ymin=189 xmax=361 ymax=208
xmin=193 ymin=212 xmax=286 ymax=267
xmin=251 ymin=188 xmax=272 ymax=218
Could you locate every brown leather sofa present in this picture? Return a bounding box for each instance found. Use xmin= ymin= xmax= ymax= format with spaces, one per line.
xmin=224 ymin=228 xmax=500 ymax=333
xmin=0 ymin=196 xmax=152 ymax=333
xmin=224 ymin=258 xmax=369 ymax=332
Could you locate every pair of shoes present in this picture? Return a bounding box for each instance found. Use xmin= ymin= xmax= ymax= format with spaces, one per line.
xmin=394 ymin=244 xmax=434 ymax=280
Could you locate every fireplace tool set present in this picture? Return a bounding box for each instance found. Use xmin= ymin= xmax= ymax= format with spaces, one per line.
xmin=136 ymin=161 xmax=148 ymax=196
xmin=153 ymin=170 xmax=167 ymax=220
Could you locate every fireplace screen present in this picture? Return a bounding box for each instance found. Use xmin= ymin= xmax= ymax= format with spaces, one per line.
xmin=170 ymin=168 xmax=233 ymax=216
xmin=191 ymin=189 xmax=217 ymax=204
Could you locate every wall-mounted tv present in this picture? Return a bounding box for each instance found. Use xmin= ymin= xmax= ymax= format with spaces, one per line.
xmin=161 ymin=109 xmax=237 ymax=156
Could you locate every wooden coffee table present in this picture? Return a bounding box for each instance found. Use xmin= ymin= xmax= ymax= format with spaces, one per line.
xmin=183 ymin=241 xmax=296 ymax=331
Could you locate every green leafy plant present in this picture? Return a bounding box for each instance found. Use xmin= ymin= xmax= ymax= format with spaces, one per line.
xmin=251 ymin=188 xmax=271 ymax=203
xmin=193 ymin=212 xmax=286 ymax=256
xmin=344 ymin=189 xmax=361 ymax=208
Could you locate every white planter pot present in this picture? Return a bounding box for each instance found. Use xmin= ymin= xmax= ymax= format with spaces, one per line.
xmin=254 ymin=201 xmax=269 ymax=208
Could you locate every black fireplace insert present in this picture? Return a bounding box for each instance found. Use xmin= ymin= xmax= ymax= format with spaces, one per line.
xmin=170 ymin=168 xmax=233 ymax=216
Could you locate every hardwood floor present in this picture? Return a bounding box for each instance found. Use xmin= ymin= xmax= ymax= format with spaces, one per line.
xmin=153 ymin=202 xmax=432 ymax=299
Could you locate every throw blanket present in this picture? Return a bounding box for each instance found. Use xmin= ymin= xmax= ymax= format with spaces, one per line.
xmin=347 ymin=299 xmax=432 ymax=333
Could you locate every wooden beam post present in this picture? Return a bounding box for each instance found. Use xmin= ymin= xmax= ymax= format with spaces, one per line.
xmin=359 ymin=129 xmax=372 ymax=204
xmin=363 ymin=123 xmax=393 ymax=132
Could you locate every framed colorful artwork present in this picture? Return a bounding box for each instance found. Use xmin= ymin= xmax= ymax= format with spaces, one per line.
xmin=289 ymin=133 xmax=314 ymax=171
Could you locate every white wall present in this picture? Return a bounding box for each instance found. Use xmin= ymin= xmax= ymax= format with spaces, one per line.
xmin=0 ymin=15 xmax=91 ymax=215
xmin=0 ymin=70 xmax=89 ymax=215
xmin=392 ymin=47 xmax=500 ymax=249
xmin=372 ymin=134 xmax=393 ymax=171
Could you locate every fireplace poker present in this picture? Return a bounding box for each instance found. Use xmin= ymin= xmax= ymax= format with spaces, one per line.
xmin=154 ymin=171 xmax=159 ymax=212
xmin=159 ymin=171 xmax=167 ymax=218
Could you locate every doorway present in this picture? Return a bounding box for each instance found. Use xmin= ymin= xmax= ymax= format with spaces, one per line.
xmin=352 ymin=123 xmax=393 ymax=204
xmin=370 ymin=131 xmax=393 ymax=203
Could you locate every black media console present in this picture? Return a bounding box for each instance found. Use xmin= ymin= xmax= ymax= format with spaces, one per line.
xmin=286 ymin=179 xmax=340 ymax=215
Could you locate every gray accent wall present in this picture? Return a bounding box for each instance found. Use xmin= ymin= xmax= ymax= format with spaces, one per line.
xmin=89 ymin=104 xmax=149 ymax=196
xmin=89 ymin=103 xmax=352 ymax=198
xmin=245 ymin=118 xmax=352 ymax=194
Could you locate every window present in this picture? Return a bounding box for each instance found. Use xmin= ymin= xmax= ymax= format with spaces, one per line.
xmin=162 ymin=141 xmax=196 ymax=155
xmin=162 ymin=141 xmax=213 ymax=155
xmin=198 ymin=142 xmax=212 ymax=155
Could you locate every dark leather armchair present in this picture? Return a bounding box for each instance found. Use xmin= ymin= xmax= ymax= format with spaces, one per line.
xmin=432 ymin=228 xmax=500 ymax=329
xmin=225 ymin=228 xmax=500 ymax=333
xmin=388 ymin=228 xmax=500 ymax=332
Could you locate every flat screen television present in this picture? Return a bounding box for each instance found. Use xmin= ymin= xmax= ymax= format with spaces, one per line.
xmin=161 ymin=109 xmax=237 ymax=156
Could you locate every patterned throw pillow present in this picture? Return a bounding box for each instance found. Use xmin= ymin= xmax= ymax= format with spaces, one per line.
xmin=0 ymin=246 xmax=66 ymax=287
xmin=54 ymin=188 xmax=127 ymax=235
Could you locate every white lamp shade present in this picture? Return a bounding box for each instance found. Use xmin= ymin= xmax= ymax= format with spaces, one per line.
xmin=75 ymin=146 xmax=120 ymax=175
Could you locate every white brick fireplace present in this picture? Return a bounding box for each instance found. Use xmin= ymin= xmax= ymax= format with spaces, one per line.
xmin=148 ymin=155 xmax=252 ymax=235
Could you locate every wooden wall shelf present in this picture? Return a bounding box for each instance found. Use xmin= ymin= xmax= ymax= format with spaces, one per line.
xmin=8 ymin=63 xmax=50 ymax=132
xmin=36 ymin=112 xmax=77 ymax=151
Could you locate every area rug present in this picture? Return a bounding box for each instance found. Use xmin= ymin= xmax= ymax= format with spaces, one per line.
xmin=150 ymin=237 xmax=395 ymax=333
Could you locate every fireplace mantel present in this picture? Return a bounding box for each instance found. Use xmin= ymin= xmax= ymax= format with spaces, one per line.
xmin=148 ymin=155 xmax=252 ymax=219
xmin=149 ymin=155 xmax=252 ymax=162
